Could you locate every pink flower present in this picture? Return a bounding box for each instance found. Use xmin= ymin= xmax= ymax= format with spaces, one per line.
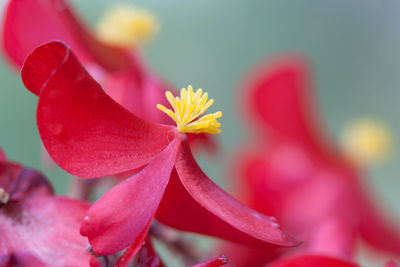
xmin=20 ymin=41 xmax=301 ymax=257
xmin=225 ymin=56 xmax=400 ymax=265
xmin=2 ymin=0 xmax=215 ymax=152
xmin=0 ymin=149 xmax=94 ymax=266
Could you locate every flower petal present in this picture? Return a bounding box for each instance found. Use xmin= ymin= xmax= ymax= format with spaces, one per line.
xmin=269 ymin=254 xmax=358 ymax=267
xmin=21 ymin=41 xmax=175 ymax=178
xmin=0 ymin=195 xmax=91 ymax=267
xmin=2 ymin=0 xmax=133 ymax=72
xmin=243 ymin=56 xmax=333 ymax=159
xmin=157 ymin=140 xmax=300 ymax=248
xmin=80 ymin=136 xmax=181 ymax=255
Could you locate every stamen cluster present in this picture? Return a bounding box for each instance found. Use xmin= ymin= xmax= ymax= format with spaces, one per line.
xmin=157 ymin=85 xmax=222 ymax=134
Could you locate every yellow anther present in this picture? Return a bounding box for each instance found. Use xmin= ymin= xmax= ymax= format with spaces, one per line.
xmin=96 ymin=4 xmax=159 ymax=47
xmin=341 ymin=118 xmax=394 ymax=166
xmin=157 ymin=85 xmax=222 ymax=134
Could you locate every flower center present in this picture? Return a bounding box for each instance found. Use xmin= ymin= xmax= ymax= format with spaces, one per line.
xmin=157 ymin=85 xmax=222 ymax=134
xmin=0 ymin=188 xmax=10 ymax=204
xmin=96 ymin=4 xmax=159 ymax=47
xmin=340 ymin=118 xmax=394 ymax=166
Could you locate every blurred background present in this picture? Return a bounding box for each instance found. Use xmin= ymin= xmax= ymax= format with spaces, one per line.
xmin=1 ymin=0 xmax=400 ymax=265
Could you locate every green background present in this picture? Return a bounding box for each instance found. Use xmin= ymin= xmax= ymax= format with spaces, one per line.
xmin=0 ymin=0 xmax=399 ymax=265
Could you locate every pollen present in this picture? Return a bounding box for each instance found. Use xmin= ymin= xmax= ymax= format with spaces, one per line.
xmin=341 ymin=118 xmax=394 ymax=166
xmin=96 ymin=4 xmax=159 ymax=47
xmin=0 ymin=188 xmax=9 ymax=204
xmin=157 ymin=85 xmax=222 ymax=135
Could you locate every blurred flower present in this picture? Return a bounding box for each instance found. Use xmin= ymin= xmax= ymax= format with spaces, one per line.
xmin=341 ymin=118 xmax=394 ymax=166
xmin=20 ymin=41 xmax=301 ymax=258
xmin=225 ymin=56 xmax=400 ymax=266
xmin=0 ymin=149 xmax=94 ymax=267
xmin=2 ymin=0 xmax=215 ymax=153
xmin=96 ymin=4 xmax=159 ymax=47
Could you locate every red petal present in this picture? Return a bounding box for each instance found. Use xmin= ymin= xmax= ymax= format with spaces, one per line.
xmin=243 ymin=56 xmax=334 ymax=159
xmin=80 ymin=137 xmax=181 ymax=255
xmin=2 ymin=0 xmax=133 ymax=72
xmin=190 ymin=254 xmax=228 ymax=267
xmin=22 ymin=41 xmax=175 ymax=178
xmin=157 ymin=140 xmax=300 ymax=248
xmin=269 ymin=254 xmax=358 ymax=267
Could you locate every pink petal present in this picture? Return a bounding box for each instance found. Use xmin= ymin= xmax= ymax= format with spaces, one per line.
xmin=269 ymin=254 xmax=359 ymax=267
xmin=2 ymin=0 xmax=133 ymax=72
xmin=21 ymin=41 xmax=175 ymax=178
xmin=243 ymin=56 xmax=334 ymax=159
xmin=157 ymin=140 xmax=300 ymax=248
xmin=0 ymin=195 xmax=92 ymax=267
xmin=80 ymin=136 xmax=181 ymax=255
xmin=385 ymin=261 xmax=399 ymax=267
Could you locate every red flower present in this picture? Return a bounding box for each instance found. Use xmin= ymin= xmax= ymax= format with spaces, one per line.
xmin=2 ymin=0 xmax=215 ymax=152
xmin=225 ymin=56 xmax=400 ymax=265
xmin=21 ymin=41 xmax=301 ymax=256
xmin=0 ymin=150 xmax=93 ymax=267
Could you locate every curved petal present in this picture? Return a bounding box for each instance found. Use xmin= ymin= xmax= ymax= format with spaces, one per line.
xmin=269 ymin=254 xmax=358 ymax=267
xmin=21 ymin=41 xmax=175 ymax=178
xmin=2 ymin=0 xmax=135 ymax=72
xmin=243 ymin=56 xmax=334 ymax=159
xmin=157 ymin=140 xmax=300 ymax=248
xmin=80 ymin=136 xmax=181 ymax=255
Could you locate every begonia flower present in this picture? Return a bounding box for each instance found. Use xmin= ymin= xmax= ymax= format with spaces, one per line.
xmin=20 ymin=41 xmax=301 ymax=258
xmin=0 ymin=149 xmax=94 ymax=266
xmin=2 ymin=0 xmax=215 ymax=152
xmin=224 ymin=56 xmax=400 ymax=266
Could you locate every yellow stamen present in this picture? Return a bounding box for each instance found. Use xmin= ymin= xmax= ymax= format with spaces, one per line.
xmin=341 ymin=118 xmax=394 ymax=166
xmin=96 ymin=4 xmax=159 ymax=47
xmin=157 ymin=85 xmax=222 ymax=134
xmin=0 ymin=188 xmax=9 ymax=204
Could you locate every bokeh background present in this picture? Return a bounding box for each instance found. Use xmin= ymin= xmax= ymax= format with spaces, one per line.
xmin=1 ymin=0 xmax=400 ymax=266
